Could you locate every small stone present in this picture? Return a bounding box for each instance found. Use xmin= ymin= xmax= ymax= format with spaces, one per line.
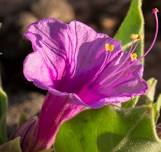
xmin=100 ymin=17 xmax=118 ymax=35
xmin=101 ymin=17 xmax=118 ymax=30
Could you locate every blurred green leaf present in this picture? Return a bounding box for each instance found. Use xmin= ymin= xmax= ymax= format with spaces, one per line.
xmin=114 ymin=0 xmax=144 ymax=57
xmin=0 ymin=137 xmax=22 ymax=152
xmin=153 ymin=94 xmax=161 ymax=123
xmin=146 ymin=78 xmax=157 ymax=102
xmin=0 ymin=87 xmax=8 ymax=143
xmin=55 ymin=105 xmax=161 ymax=152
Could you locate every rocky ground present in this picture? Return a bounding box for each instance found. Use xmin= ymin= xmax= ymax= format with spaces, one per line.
xmin=0 ymin=0 xmax=160 ymax=132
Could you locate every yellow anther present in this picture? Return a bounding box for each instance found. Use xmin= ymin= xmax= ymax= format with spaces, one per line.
xmin=130 ymin=34 xmax=144 ymax=41
xmin=138 ymin=34 xmax=144 ymax=40
xmin=105 ymin=43 xmax=115 ymax=52
xmin=130 ymin=53 xmax=137 ymax=61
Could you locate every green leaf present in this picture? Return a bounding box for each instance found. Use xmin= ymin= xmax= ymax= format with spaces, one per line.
xmin=122 ymin=97 xmax=138 ymax=108
xmin=114 ymin=0 xmax=144 ymax=57
xmin=115 ymin=0 xmax=145 ymax=108
xmin=153 ymin=94 xmax=161 ymax=123
xmin=55 ymin=105 xmax=161 ymax=152
xmin=146 ymin=78 xmax=157 ymax=102
xmin=0 ymin=137 xmax=22 ymax=152
xmin=0 ymin=87 xmax=8 ymax=143
xmin=138 ymin=78 xmax=157 ymax=106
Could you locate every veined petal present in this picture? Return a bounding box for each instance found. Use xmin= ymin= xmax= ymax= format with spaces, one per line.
xmin=23 ymin=51 xmax=62 ymax=89
xmin=24 ymin=19 xmax=68 ymax=89
xmin=24 ymin=18 xmax=122 ymax=92
xmin=24 ymin=18 xmax=147 ymax=107
xmin=78 ymin=53 xmax=147 ymax=108
xmin=60 ymin=37 xmax=122 ymax=93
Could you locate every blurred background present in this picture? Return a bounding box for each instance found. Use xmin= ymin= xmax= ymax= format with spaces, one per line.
xmin=0 ymin=0 xmax=160 ymax=133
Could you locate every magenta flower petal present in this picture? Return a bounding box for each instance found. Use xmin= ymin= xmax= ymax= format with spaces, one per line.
xmin=23 ymin=51 xmax=59 ymax=89
xmin=24 ymin=18 xmax=146 ymax=106
xmin=20 ymin=18 xmax=149 ymax=151
xmin=23 ymin=19 xmax=68 ymax=90
xmin=34 ymin=90 xmax=83 ymax=151
xmin=23 ymin=18 xmax=122 ymax=92
xmin=78 ymin=53 xmax=147 ymax=107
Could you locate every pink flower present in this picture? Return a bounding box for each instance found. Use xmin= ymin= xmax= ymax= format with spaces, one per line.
xmin=15 ymin=8 xmax=159 ymax=152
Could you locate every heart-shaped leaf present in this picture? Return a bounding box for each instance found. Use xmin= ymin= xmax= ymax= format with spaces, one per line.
xmin=55 ymin=104 xmax=161 ymax=152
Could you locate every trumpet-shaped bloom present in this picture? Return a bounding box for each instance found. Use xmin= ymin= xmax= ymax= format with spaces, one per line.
xmin=16 ymin=8 xmax=159 ymax=151
xmin=24 ymin=19 xmax=147 ymax=107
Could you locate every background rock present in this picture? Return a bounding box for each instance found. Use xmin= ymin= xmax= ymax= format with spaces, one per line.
xmin=32 ymin=0 xmax=75 ymax=22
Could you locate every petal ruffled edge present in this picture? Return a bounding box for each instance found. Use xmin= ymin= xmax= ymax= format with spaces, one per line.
xmin=23 ymin=51 xmax=56 ymax=90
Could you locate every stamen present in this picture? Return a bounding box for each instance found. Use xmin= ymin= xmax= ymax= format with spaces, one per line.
xmin=129 ymin=40 xmax=135 ymax=52
xmin=130 ymin=53 xmax=137 ymax=61
xmin=153 ymin=8 xmax=159 ymax=13
xmin=129 ymin=41 xmax=139 ymax=54
xmin=140 ymin=8 xmax=159 ymax=58
xmin=131 ymin=34 xmax=139 ymax=40
xmin=92 ymin=8 xmax=159 ymax=86
xmin=130 ymin=34 xmax=143 ymax=41
xmin=129 ymin=34 xmax=143 ymax=54
xmin=105 ymin=43 xmax=115 ymax=52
